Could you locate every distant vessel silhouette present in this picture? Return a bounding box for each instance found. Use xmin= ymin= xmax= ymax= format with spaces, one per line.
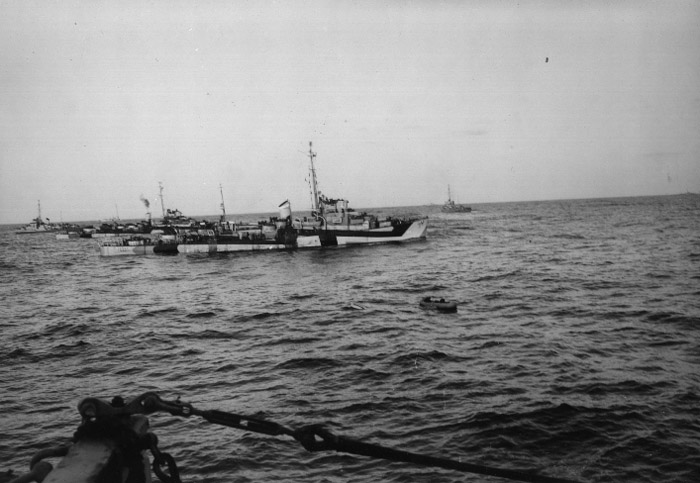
xmin=441 ymin=186 xmax=471 ymax=213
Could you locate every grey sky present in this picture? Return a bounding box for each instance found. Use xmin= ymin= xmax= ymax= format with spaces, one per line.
xmin=1 ymin=0 xmax=699 ymax=224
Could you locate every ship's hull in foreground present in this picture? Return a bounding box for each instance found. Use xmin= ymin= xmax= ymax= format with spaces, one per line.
xmin=296 ymin=216 xmax=428 ymax=247
xmin=178 ymin=142 xmax=428 ymax=254
xmin=177 ymin=216 xmax=428 ymax=254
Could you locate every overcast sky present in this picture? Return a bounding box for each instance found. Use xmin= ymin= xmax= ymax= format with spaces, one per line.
xmin=1 ymin=0 xmax=699 ymax=224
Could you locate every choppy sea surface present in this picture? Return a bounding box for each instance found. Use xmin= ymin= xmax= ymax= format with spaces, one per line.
xmin=1 ymin=194 xmax=699 ymax=483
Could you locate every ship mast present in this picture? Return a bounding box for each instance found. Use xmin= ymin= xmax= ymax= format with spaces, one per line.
xmin=219 ymin=183 xmax=227 ymax=222
xmin=158 ymin=182 xmax=166 ymax=219
xmin=308 ymin=142 xmax=320 ymax=215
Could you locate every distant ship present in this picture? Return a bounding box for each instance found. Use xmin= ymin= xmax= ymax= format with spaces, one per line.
xmin=90 ymin=183 xmax=197 ymax=243
xmin=15 ymin=200 xmax=63 ymax=234
xmin=441 ymin=186 xmax=471 ymax=213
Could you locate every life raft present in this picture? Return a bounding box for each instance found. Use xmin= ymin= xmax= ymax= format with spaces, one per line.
xmin=419 ymin=296 xmax=458 ymax=313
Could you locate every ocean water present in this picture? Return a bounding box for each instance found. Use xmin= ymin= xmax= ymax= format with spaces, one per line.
xmin=1 ymin=194 xmax=699 ymax=483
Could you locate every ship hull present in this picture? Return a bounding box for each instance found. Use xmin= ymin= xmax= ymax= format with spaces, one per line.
xmin=309 ymin=217 xmax=428 ymax=246
xmin=178 ymin=240 xmax=291 ymax=254
xmin=441 ymin=206 xmax=472 ymax=213
xmin=98 ymin=237 xmax=178 ymax=256
xmin=100 ymin=245 xmax=156 ymax=256
xmin=177 ymin=218 xmax=427 ymax=254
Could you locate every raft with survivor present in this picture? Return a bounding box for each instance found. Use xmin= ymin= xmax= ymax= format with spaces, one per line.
xmin=420 ymin=296 xmax=458 ymax=312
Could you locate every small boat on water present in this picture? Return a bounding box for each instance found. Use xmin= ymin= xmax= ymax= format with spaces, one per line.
xmin=178 ymin=143 xmax=428 ymax=254
xmin=98 ymin=235 xmax=178 ymax=256
xmin=419 ymin=296 xmax=458 ymax=312
xmin=441 ymin=185 xmax=471 ymax=213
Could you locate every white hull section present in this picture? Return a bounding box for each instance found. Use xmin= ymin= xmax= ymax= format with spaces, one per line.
xmin=178 ymin=242 xmax=285 ymax=254
xmin=100 ymin=245 xmax=155 ymax=256
xmin=297 ymin=236 xmax=322 ymax=248
xmin=177 ymin=235 xmax=323 ymax=253
xmin=333 ymin=218 xmax=428 ymax=246
xmin=408 ymin=217 xmax=430 ymax=238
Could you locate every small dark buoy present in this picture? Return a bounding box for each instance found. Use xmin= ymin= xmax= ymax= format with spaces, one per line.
xmin=545 ymin=57 xmax=549 ymax=63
